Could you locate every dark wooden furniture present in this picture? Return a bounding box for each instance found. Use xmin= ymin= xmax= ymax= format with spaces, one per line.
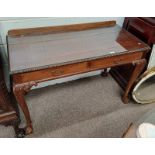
xmin=123 ymin=109 xmax=155 ymax=138
xmin=110 ymin=17 xmax=155 ymax=90
xmin=7 ymin=21 xmax=150 ymax=136
xmin=123 ymin=18 xmax=155 ymax=46
xmin=0 ymin=54 xmax=19 ymax=137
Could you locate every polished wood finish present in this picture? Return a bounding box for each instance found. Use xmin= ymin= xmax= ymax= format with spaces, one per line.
xmin=0 ymin=55 xmax=19 ymax=137
xmin=8 ymin=20 xmax=116 ymax=37
xmin=123 ymin=17 xmax=155 ymax=47
xmin=13 ymin=51 xmax=144 ymax=84
xmin=122 ymin=59 xmax=146 ymax=103
xmin=8 ymin=22 xmax=148 ymax=74
xmin=7 ymin=21 xmax=150 ymax=136
xmin=110 ymin=17 xmax=155 ymax=90
xmin=13 ymin=81 xmax=37 ymax=134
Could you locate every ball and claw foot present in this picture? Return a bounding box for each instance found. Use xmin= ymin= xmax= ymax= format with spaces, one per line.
xmin=15 ymin=125 xmax=33 ymax=138
xmin=101 ymin=69 xmax=108 ymax=77
xmin=16 ymin=128 xmax=26 ymax=138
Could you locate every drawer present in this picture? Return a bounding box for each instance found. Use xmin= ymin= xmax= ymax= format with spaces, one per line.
xmin=14 ymin=62 xmax=89 ymax=83
xmin=89 ymin=52 xmax=143 ymax=70
xmin=13 ymin=51 xmax=144 ymax=84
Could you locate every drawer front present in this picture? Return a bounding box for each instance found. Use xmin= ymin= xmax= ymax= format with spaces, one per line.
xmin=13 ymin=52 xmax=144 ymax=83
xmin=89 ymin=52 xmax=143 ymax=70
xmin=14 ymin=62 xmax=89 ymax=83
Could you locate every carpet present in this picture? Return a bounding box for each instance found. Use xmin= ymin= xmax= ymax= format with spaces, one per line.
xmin=0 ymin=75 xmax=155 ymax=138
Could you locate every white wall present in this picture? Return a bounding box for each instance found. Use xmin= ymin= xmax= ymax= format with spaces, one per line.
xmin=148 ymin=45 xmax=155 ymax=69
xmin=0 ymin=17 xmax=124 ymax=90
xmin=0 ymin=17 xmax=124 ymax=45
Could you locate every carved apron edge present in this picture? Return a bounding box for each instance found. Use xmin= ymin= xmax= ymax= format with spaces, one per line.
xmin=13 ymin=81 xmax=38 ymax=94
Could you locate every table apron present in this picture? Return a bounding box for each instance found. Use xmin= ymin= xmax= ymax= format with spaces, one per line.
xmin=12 ymin=51 xmax=144 ymax=84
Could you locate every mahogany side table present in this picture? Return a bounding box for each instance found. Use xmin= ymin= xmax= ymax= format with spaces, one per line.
xmin=7 ymin=21 xmax=150 ymax=136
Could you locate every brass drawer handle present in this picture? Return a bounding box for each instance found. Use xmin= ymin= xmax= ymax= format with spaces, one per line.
xmin=50 ymin=69 xmax=64 ymax=76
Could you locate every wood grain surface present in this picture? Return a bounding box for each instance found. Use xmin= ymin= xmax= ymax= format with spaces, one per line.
xmin=8 ymin=23 xmax=149 ymax=74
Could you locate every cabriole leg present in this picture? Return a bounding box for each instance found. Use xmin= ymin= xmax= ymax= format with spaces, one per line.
xmin=13 ymin=81 xmax=37 ymax=136
xmin=122 ymin=59 xmax=146 ymax=104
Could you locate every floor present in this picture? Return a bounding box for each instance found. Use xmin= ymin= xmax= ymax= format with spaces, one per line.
xmin=0 ymin=75 xmax=155 ymax=138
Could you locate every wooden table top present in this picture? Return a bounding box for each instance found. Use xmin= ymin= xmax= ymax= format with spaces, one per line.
xmin=7 ymin=24 xmax=149 ymax=74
